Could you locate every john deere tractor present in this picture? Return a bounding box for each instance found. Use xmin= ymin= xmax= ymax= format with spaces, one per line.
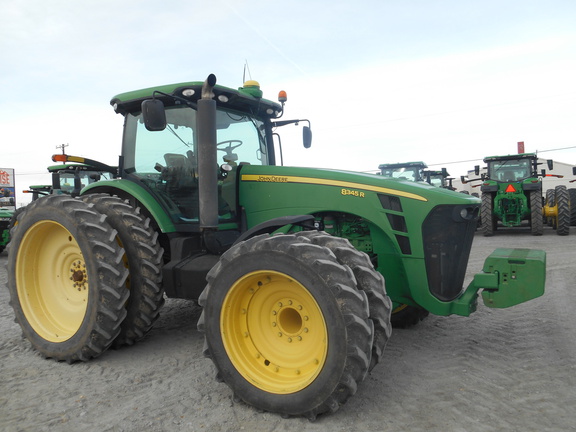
xmin=0 ymin=187 xmax=15 ymax=254
xmin=542 ymin=165 xmax=575 ymax=234
xmin=463 ymin=153 xmax=555 ymax=236
xmin=378 ymin=161 xmax=427 ymax=182
xmin=7 ymin=75 xmax=546 ymax=419
xmin=0 ymin=207 xmax=12 ymax=253
xmin=23 ymin=157 xmax=116 ymax=201
xmin=423 ymin=168 xmax=457 ymax=191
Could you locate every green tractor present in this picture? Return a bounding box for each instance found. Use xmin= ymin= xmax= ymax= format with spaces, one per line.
xmin=23 ymin=156 xmax=116 ymax=201
xmin=423 ymin=168 xmax=457 ymax=190
xmin=378 ymin=161 xmax=427 ymax=182
xmin=543 ymin=166 xmax=576 ymax=233
xmin=7 ymin=75 xmax=546 ymax=419
xmin=0 ymin=182 xmax=15 ymax=254
xmin=463 ymin=153 xmax=556 ymax=236
xmin=0 ymin=207 xmax=13 ymax=254
xmin=10 ymin=157 xmax=117 ymax=236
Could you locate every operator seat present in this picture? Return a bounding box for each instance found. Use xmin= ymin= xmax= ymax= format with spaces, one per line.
xmin=502 ymin=171 xmax=516 ymax=182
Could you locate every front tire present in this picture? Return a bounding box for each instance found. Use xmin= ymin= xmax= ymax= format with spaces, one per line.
xmin=198 ymin=233 xmax=375 ymax=419
xmin=6 ymin=195 xmax=129 ymax=362
xmin=290 ymin=230 xmax=392 ymax=371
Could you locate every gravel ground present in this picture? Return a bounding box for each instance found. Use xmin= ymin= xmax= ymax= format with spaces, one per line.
xmin=1 ymin=226 xmax=575 ymax=432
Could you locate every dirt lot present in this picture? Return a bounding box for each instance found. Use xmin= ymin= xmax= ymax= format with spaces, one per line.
xmin=1 ymin=227 xmax=575 ymax=432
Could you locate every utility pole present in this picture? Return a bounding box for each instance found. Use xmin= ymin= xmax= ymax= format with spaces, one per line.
xmin=56 ymin=143 xmax=69 ymax=154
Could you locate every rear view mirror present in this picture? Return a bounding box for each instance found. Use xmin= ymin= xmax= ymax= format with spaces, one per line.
xmin=474 ymin=165 xmax=480 ymax=176
xmin=141 ymin=99 xmax=167 ymax=131
xmin=547 ymin=159 xmax=554 ymax=170
xmin=303 ymin=126 xmax=312 ymax=149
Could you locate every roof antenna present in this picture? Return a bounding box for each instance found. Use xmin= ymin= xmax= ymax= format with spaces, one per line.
xmin=243 ymin=60 xmax=252 ymax=82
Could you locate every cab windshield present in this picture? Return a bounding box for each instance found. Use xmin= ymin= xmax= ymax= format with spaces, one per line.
xmin=380 ymin=167 xmax=422 ymax=182
xmin=122 ymin=104 xmax=268 ymax=223
xmin=488 ymin=159 xmax=531 ymax=182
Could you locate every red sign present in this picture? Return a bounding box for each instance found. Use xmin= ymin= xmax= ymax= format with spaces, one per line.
xmin=0 ymin=169 xmax=13 ymax=186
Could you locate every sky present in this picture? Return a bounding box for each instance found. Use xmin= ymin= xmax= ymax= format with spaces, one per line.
xmin=2 ymin=0 xmax=576 ymax=206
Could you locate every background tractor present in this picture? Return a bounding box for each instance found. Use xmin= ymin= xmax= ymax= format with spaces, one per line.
xmin=0 ymin=207 xmax=12 ymax=253
xmin=7 ymin=75 xmax=546 ymax=419
xmin=8 ymin=157 xmax=117 ymax=238
xmin=22 ymin=157 xmax=116 ymax=201
xmin=378 ymin=161 xmax=427 ymax=182
xmin=463 ymin=153 xmax=558 ymax=236
xmin=423 ymin=168 xmax=457 ymax=190
xmin=0 ymin=168 xmax=15 ymax=254
xmin=544 ymin=166 xmax=576 ymax=233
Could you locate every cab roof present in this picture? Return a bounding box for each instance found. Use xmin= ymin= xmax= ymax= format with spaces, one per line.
xmin=483 ymin=153 xmax=537 ymax=163
xmin=378 ymin=161 xmax=428 ymax=169
xmin=110 ymin=80 xmax=283 ymax=119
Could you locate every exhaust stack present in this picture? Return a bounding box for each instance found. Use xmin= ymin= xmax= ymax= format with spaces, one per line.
xmin=197 ymin=74 xmax=218 ymax=231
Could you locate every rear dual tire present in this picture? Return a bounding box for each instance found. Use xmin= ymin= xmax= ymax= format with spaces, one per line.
xmin=555 ymin=186 xmax=570 ymax=236
xmin=82 ymin=194 xmax=164 ymax=347
xmin=481 ymin=193 xmax=496 ymax=236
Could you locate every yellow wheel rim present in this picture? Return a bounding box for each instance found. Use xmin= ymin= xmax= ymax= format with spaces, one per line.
xmin=16 ymin=220 xmax=89 ymax=342
xmin=221 ymin=270 xmax=328 ymax=394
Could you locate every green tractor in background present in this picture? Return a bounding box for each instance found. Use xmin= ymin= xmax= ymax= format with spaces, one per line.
xmin=0 ymin=207 xmax=13 ymax=254
xmin=543 ymin=166 xmax=576 ymax=233
xmin=378 ymin=161 xmax=427 ymax=182
xmin=0 ymin=180 xmax=15 ymax=254
xmin=7 ymin=75 xmax=547 ymax=419
xmin=22 ymin=157 xmax=116 ymax=201
xmin=423 ymin=167 xmax=457 ymax=191
xmin=462 ymin=153 xmax=561 ymax=236
xmin=9 ymin=157 xmax=116 ymax=234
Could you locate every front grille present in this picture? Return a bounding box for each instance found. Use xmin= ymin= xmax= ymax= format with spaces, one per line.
xmin=422 ymin=204 xmax=479 ymax=301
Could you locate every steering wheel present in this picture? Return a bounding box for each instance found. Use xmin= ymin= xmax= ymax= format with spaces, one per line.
xmin=217 ymin=140 xmax=243 ymax=155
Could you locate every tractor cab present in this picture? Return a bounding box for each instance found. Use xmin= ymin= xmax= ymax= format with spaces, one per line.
xmin=423 ymin=168 xmax=455 ymax=190
xmin=487 ymin=156 xmax=533 ymax=182
xmin=378 ymin=161 xmax=427 ymax=182
xmin=107 ymin=78 xmax=311 ymax=233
